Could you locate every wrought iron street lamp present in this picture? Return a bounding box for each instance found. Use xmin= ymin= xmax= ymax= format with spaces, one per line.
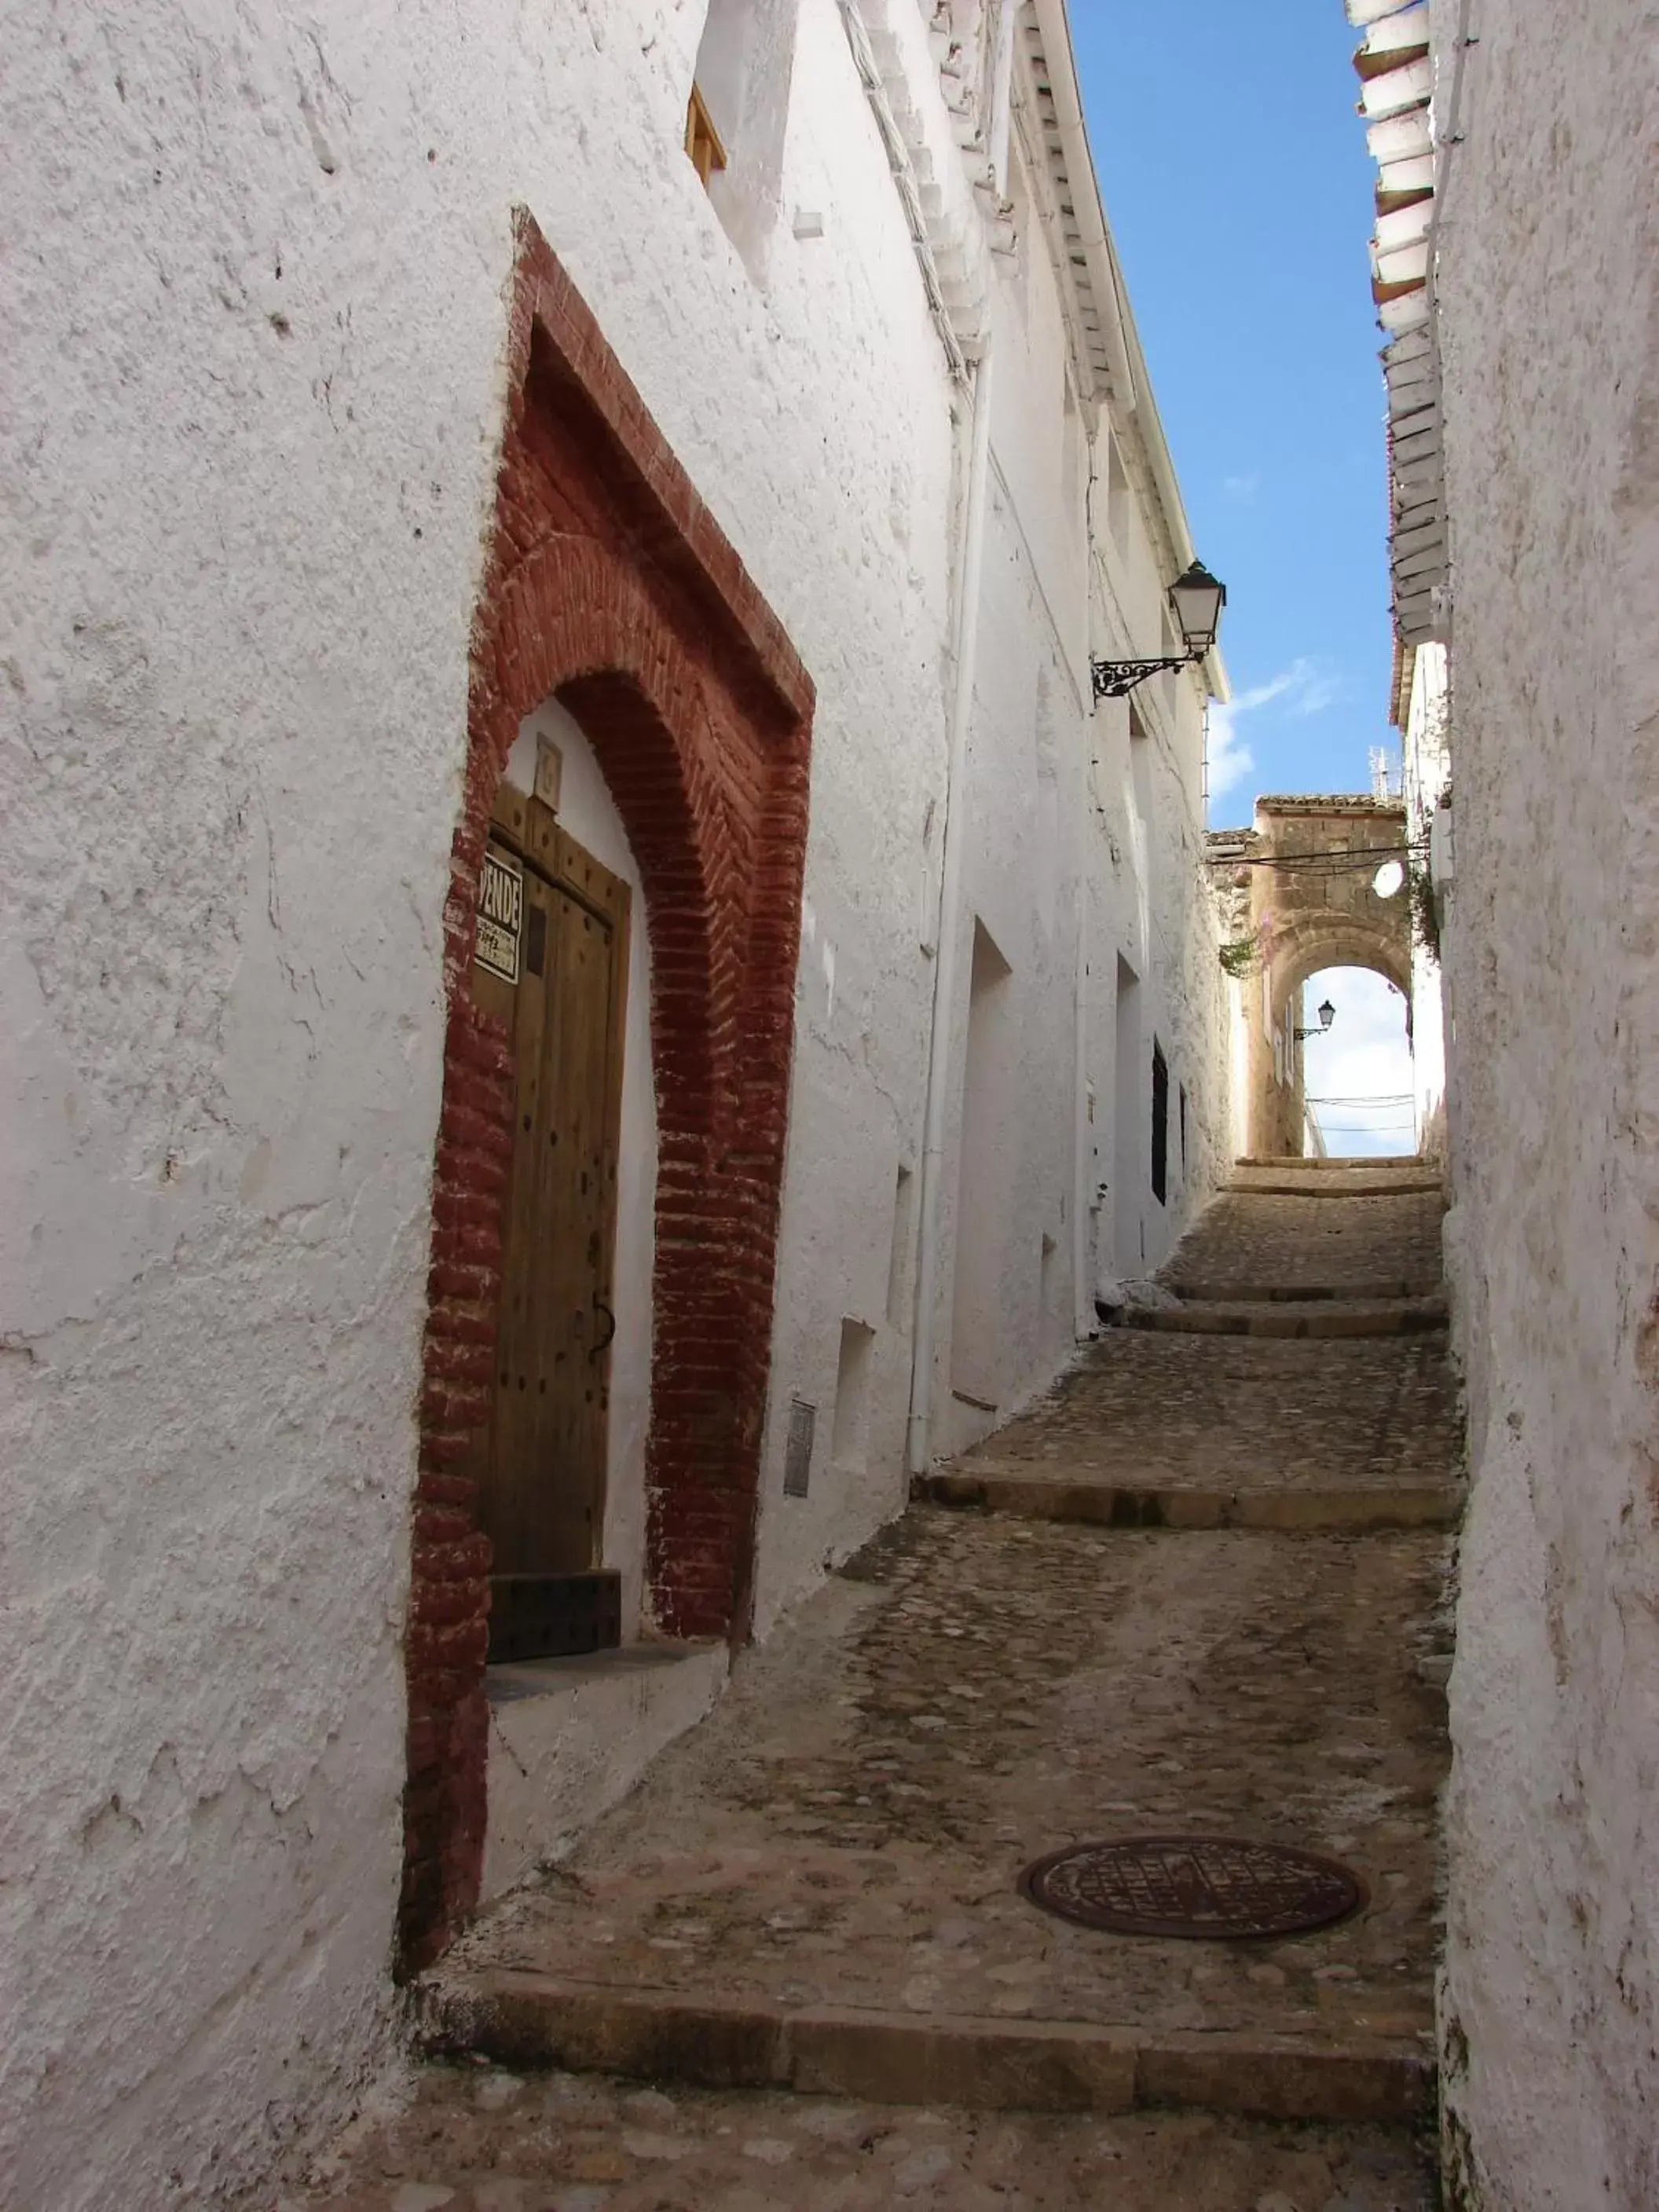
xmin=1294 ymin=999 xmax=1337 ymax=1042
xmin=1090 ymin=559 xmax=1227 ymax=702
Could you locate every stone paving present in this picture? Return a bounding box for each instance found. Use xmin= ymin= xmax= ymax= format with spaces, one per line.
xmin=1166 ymin=1191 xmax=1445 ymax=1301
xmin=925 ymin=1166 xmax=1459 ymax=1530
xmin=280 ymin=1158 xmax=1456 ymax=2211
xmin=429 ymin=1511 xmax=1447 ymax=2071
xmin=289 ymin=2064 xmax=1437 ymax=2210
xmin=932 ymin=1333 xmax=1458 ymax=1504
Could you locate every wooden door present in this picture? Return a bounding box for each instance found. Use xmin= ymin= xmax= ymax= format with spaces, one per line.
xmin=471 ymin=783 xmax=630 ymax=1657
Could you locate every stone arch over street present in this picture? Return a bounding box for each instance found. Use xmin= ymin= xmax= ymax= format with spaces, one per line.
xmin=401 ymin=214 xmax=815 ymax=1971
xmin=1210 ymin=797 xmax=1412 ymax=1159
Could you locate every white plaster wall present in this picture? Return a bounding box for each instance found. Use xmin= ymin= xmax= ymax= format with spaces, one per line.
xmin=2 ymin=0 xmax=1230 ymax=2196
xmin=0 ymin=0 xmax=960 ymax=2198
xmin=1401 ymin=644 xmax=1448 ymax=1155
xmin=925 ymin=486 xmax=1090 ymax=1462
xmin=504 ymin=701 xmax=657 ymax=1637
xmin=900 ymin=331 xmax=1226 ymax=1464
xmin=1085 ymin=672 xmax=1228 ymax=1277
xmin=1428 ymin=0 xmax=1659 ymax=2202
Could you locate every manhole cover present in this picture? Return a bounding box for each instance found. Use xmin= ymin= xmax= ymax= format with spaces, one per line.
xmin=1018 ymin=1835 xmax=1367 ymax=1940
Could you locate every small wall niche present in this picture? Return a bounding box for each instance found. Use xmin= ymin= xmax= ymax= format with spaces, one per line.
xmin=831 ymin=1320 xmax=876 ymax=1470
xmin=886 ymin=1163 xmax=914 ymax=1330
xmin=950 ymin=919 xmax=1015 ymax=1404
xmin=782 ymin=1395 xmax=816 ymax=1499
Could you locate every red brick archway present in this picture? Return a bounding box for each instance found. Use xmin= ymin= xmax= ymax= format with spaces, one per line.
xmin=400 ymin=214 xmax=814 ymax=1970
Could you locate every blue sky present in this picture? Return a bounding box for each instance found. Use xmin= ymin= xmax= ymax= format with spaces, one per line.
xmin=1074 ymin=0 xmax=1400 ymax=826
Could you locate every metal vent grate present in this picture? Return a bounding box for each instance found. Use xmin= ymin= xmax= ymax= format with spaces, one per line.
xmin=782 ymin=1396 xmax=816 ymax=1498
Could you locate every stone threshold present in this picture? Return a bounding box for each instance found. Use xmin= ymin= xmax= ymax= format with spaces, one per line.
xmin=416 ymin=1968 xmax=1433 ymax=2126
xmin=484 ymin=1639 xmax=730 ymax=1904
xmin=1124 ymin=1298 xmax=1448 ymax=1339
xmin=911 ymin=1467 xmax=1464 ymax=1533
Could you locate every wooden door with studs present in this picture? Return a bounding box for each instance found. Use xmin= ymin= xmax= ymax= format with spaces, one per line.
xmin=471 ymin=780 xmax=630 ymax=1660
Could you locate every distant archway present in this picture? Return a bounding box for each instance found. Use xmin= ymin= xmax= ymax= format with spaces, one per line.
xmin=1298 ymin=965 xmax=1415 ymax=1158
xmin=1212 ymin=797 xmax=1412 ymax=1159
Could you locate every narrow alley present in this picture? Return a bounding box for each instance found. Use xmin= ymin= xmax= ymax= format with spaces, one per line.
xmin=9 ymin=3 xmax=1653 ymax=2203
xmin=291 ymin=1156 xmax=1457 ymax=2210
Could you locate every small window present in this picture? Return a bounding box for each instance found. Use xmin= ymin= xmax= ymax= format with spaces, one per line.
xmin=1151 ymin=1040 xmax=1170 ymax=1207
xmin=683 ymin=0 xmax=798 ymax=272
xmin=685 ymin=82 xmax=727 ymax=188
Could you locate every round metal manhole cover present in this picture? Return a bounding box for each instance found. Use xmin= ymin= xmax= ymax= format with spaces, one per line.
xmin=1018 ymin=1835 xmax=1368 ymax=1940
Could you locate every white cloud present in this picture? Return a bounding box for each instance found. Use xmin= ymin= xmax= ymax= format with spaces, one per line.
xmin=1222 ymin=471 xmax=1261 ymax=500
xmin=1298 ymin=966 xmax=1415 ymax=1158
xmin=1289 ymin=664 xmax=1341 ymax=718
xmin=1207 ymin=658 xmax=1341 ymax=808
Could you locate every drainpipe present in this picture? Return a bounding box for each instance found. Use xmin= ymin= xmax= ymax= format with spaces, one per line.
xmin=1071 ymin=849 xmax=1093 ymax=1340
xmin=906 ymin=2 xmax=1016 ymax=1480
xmin=1071 ymin=427 xmax=1098 ymax=1340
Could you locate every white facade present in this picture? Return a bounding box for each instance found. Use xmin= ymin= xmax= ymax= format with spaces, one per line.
xmin=1399 ymin=642 xmax=1448 ymax=1158
xmin=1408 ymin=0 xmax=1659 ymax=2203
xmin=0 ymin=2 xmax=1225 ymax=2202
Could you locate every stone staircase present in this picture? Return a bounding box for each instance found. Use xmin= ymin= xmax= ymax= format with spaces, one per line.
xmin=293 ymin=1156 xmax=1457 ymax=2209
xmin=920 ymin=1154 xmax=1462 ymax=1533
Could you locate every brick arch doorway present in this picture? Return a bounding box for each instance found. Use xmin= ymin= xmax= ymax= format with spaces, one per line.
xmin=401 ymin=216 xmax=814 ymax=1971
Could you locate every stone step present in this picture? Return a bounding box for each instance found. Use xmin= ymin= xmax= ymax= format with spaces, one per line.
xmin=1225 ymin=1177 xmax=1445 ymax=1199
xmin=1168 ymin=1278 xmax=1443 ymax=1304
xmin=427 ymin=1515 xmax=1449 ymax=2147
xmin=419 ymin=1969 xmax=1433 ymax=2127
xmin=1233 ymin=1155 xmax=1423 ymax=1171
xmin=913 ymin=1467 xmax=1464 ymax=1533
xmin=1124 ymin=1298 xmax=1448 ymax=1339
xmin=298 ymin=2058 xmax=1449 ymax=2208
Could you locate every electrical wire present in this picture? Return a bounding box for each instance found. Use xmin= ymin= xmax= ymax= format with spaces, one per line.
xmin=1309 ymin=1122 xmax=1419 ymax=1133
xmin=1314 ymin=1123 xmax=1418 ymax=1133
xmin=1203 ymin=844 xmax=1426 ymax=872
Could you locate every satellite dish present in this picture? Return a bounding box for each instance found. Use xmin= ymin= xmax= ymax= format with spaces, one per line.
xmin=1373 ymin=859 xmax=1405 ymax=898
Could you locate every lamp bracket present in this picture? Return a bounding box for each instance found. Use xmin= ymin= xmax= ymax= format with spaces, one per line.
xmin=1090 ymin=652 xmax=1199 ymax=702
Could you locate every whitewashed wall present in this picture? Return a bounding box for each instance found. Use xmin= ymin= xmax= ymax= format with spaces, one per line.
xmin=1401 ymin=643 xmax=1448 ymax=1156
xmin=1429 ymin=0 xmax=1659 ymax=2203
xmin=0 ymin=2 xmax=956 ymax=2199
xmin=0 ymin=0 xmax=1225 ymax=2200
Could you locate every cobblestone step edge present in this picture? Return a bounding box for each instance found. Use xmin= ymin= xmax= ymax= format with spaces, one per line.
xmin=1123 ymin=1300 xmax=1448 ymax=1339
xmin=912 ymin=1470 xmax=1464 ymax=1532
xmin=1223 ymin=1178 xmax=1445 ymax=1198
xmin=416 ymin=1970 xmax=1434 ymax=2126
xmin=1232 ymin=1156 xmax=1425 ymax=1171
xmin=1168 ymin=1279 xmax=1443 ymax=1302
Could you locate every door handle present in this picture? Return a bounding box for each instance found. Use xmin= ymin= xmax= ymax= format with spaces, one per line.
xmin=591 ymin=1297 xmax=617 ymax=1361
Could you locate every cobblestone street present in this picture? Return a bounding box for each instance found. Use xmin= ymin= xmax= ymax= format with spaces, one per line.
xmin=287 ymin=2068 xmax=1435 ymax=2211
xmin=287 ymin=1159 xmax=1456 ymax=2211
